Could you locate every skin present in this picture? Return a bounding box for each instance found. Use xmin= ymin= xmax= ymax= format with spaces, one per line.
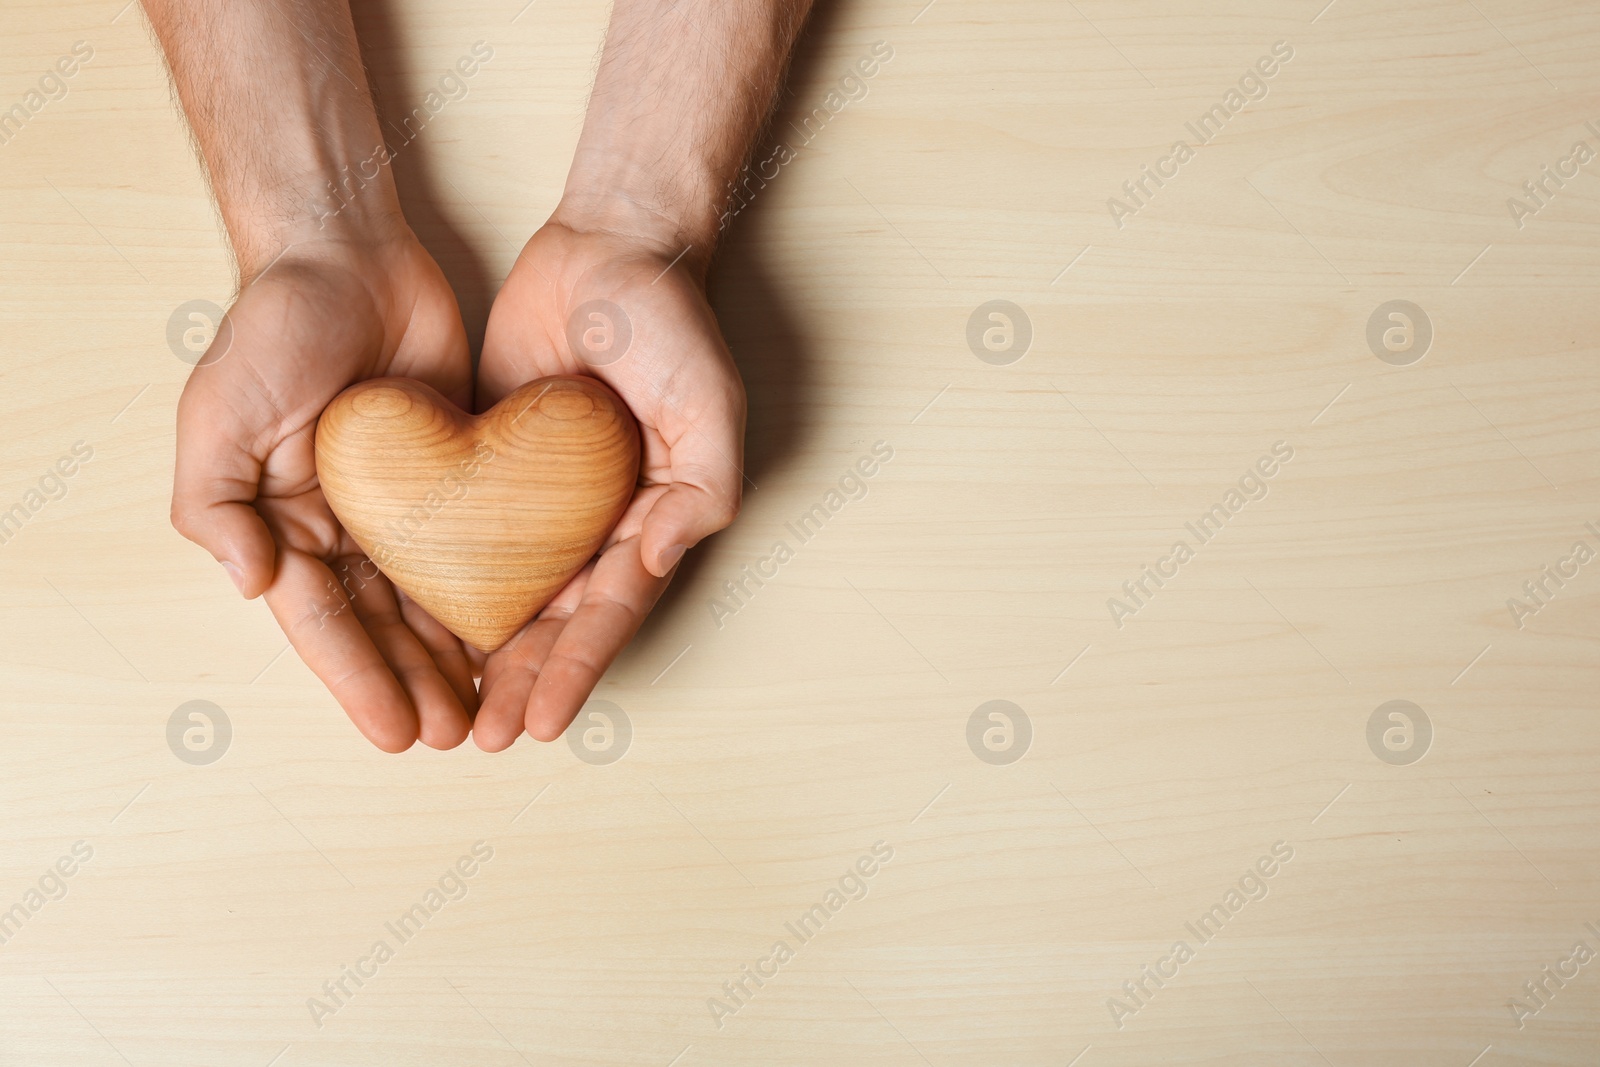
xmin=145 ymin=0 xmax=814 ymax=751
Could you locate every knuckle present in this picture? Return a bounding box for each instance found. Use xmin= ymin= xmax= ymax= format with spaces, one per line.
xmin=169 ymin=499 xmax=200 ymax=541
xmin=709 ymin=494 xmax=741 ymax=529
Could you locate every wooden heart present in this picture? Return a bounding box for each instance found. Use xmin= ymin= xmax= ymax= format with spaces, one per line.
xmin=314 ymin=375 xmax=639 ymax=651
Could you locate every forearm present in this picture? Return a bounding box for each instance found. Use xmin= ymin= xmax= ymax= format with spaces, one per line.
xmin=141 ymin=0 xmax=404 ymax=276
xmin=553 ymin=0 xmax=815 ymax=271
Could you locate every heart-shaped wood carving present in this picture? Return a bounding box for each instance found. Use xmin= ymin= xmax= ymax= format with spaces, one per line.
xmin=314 ymin=375 xmax=639 ymax=651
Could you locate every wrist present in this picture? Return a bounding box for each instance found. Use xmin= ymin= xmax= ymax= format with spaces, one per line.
xmin=234 ymin=207 xmax=410 ymax=284
xmin=226 ymin=147 xmax=410 ymax=281
xmin=547 ymin=0 xmax=817 ymax=277
xmin=141 ymin=0 xmax=409 ymax=281
xmin=551 ymin=154 xmax=722 ymax=279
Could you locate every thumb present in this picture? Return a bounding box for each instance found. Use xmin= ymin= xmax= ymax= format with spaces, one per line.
xmin=171 ymin=373 xmax=278 ymax=598
xmin=637 ymin=364 xmax=746 ymax=577
xmin=639 ymin=444 xmax=743 ymax=578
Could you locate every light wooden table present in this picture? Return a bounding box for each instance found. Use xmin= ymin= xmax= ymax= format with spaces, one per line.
xmin=3 ymin=0 xmax=1599 ymax=1063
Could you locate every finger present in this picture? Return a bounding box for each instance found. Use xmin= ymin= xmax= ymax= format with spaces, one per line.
xmin=473 ymin=563 xmax=593 ymax=751
xmin=171 ymin=375 xmax=278 ymax=598
xmin=342 ymin=562 xmax=473 ymax=751
xmin=476 ymin=259 xmax=562 ymax=411
xmin=387 ymin=290 xmax=474 ymax=413
xmin=473 ymin=616 xmax=564 ymax=752
xmin=639 ymin=479 xmax=740 ymax=578
xmin=525 ymin=537 xmax=669 ymax=742
xmin=262 ymin=548 xmax=419 ymax=753
xmin=395 ymin=590 xmax=480 ymax=721
xmin=637 ymin=379 xmax=745 ymax=577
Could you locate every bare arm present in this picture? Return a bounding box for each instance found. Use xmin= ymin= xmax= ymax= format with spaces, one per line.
xmin=140 ymin=0 xmax=407 ymax=274
xmin=554 ymin=0 xmax=817 ymax=274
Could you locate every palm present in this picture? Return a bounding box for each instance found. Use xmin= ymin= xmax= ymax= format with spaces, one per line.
xmin=173 ymin=237 xmax=479 ymax=750
xmin=471 ymin=223 xmax=746 ymax=749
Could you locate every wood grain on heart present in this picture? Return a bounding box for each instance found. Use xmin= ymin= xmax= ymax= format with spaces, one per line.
xmin=314 ymin=375 xmax=639 ymax=651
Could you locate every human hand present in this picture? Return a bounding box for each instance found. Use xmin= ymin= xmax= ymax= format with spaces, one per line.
xmin=461 ymin=0 xmax=818 ymax=750
xmin=171 ymin=232 xmax=481 ymax=751
xmin=469 ymin=221 xmax=746 ymax=749
xmin=146 ymin=0 xmax=489 ymax=751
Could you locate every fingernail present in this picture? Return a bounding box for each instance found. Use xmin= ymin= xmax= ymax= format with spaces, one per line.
xmin=221 ymin=561 xmax=245 ymax=593
xmin=659 ymin=544 xmax=686 ymax=571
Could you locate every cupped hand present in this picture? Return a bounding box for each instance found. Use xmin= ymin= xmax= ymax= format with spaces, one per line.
xmin=171 ymin=232 xmax=480 ymax=752
xmin=471 ymin=221 xmax=746 ymax=749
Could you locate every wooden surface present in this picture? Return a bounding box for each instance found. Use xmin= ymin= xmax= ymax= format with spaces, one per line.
xmin=3 ymin=0 xmax=1600 ymax=1063
xmin=316 ymin=375 xmax=639 ymax=651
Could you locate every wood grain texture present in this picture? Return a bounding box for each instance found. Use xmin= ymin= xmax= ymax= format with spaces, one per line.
xmin=315 ymin=375 xmax=639 ymax=651
xmin=3 ymin=0 xmax=1600 ymax=1064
